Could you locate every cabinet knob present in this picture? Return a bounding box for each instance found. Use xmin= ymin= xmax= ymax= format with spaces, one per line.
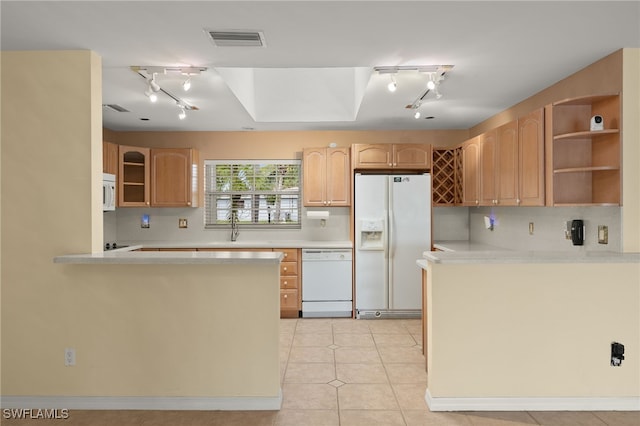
xmin=283 ymin=281 xmax=288 ymax=286
xmin=327 ymin=201 xmax=331 ymax=205
xmin=388 ymin=163 xmax=392 ymax=167
xmin=283 ymin=267 xmax=287 ymax=271
xmin=475 ymin=200 xmax=479 ymax=206
xmin=284 ymin=253 xmax=288 ymax=258
xmin=393 ymin=163 xmax=397 ymax=167
xmin=517 ymin=198 xmax=521 ymax=205
xmin=187 ymin=202 xmax=191 ymax=206
xmin=283 ymin=294 xmax=288 ymax=299
xmin=146 ymin=202 xmax=150 ymax=205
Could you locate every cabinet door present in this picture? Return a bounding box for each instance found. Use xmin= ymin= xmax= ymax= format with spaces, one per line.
xmin=302 ymin=148 xmax=327 ymax=206
xmin=479 ymin=130 xmax=497 ymax=206
xmin=103 ymin=141 xmax=119 ymax=175
xmin=119 ymin=145 xmax=150 ymax=207
xmin=352 ymin=144 xmax=393 ymax=169
xmin=518 ymin=108 xmax=545 ymax=206
xmin=150 ymin=148 xmax=197 ymax=207
xmin=326 ymin=148 xmax=350 ymax=206
xmin=393 ymin=144 xmax=431 ymax=169
xmin=461 ymin=137 xmax=480 ymax=206
xmin=497 ymin=121 xmax=519 ymax=206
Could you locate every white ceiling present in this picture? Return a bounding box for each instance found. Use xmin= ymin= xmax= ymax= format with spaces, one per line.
xmin=1 ymin=1 xmax=639 ymax=132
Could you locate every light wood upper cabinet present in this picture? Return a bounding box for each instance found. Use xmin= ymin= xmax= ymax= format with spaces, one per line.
xmin=150 ymin=148 xmax=199 ymax=207
xmin=351 ymin=144 xmax=392 ymax=169
xmin=103 ymin=141 xmax=119 ymax=175
xmin=518 ymin=108 xmax=545 ymax=206
xmin=469 ymin=109 xmax=544 ymax=208
xmin=479 ymin=129 xmax=498 ymax=206
xmin=118 ymin=145 xmax=150 ymax=207
xmin=393 ymin=144 xmax=432 ymax=169
xmin=303 ymin=147 xmax=350 ymax=207
xmin=352 ymin=144 xmax=431 ymax=170
xmin=497 ymin=120 xmax=519 ymax=206
xmin=461 ymin=137 xmax=480 ymax=206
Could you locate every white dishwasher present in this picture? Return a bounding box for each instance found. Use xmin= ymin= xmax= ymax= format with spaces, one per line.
xmin=301 ymin=249 xmax=353 ymax=318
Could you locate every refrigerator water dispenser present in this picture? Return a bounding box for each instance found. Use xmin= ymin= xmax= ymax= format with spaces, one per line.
xmin=358 ymin=219 xmax=385 ymax=250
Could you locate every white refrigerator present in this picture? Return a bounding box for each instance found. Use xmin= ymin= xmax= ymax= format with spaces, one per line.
xmin=354 ymin=173 xmax=431 ymax=319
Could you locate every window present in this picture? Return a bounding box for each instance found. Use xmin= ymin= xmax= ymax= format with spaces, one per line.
xmin=204 ymin=160 xmax=301 ymax=228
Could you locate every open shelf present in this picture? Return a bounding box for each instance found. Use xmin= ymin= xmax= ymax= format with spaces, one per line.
xmin=548 ymin=93 xmax=621 ymax=206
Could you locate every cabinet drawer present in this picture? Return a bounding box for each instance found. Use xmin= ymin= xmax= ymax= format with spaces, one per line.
xmin=276 ymin=248 xmax=298 ymax=262
xmin=280 ymin=261 xmax=298 ymax=276
xmin=280 ymin=289 xmax=298 ymax=309
xmin=280 ymin=276 xmax=299 ymax=290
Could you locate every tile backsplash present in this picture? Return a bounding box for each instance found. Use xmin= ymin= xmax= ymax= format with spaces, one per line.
xmin=105 ymin=203 xmax=622 ymax=252
xmin=468 ymin=206 xmax=621 ymax=252
xmin=110 ymin=206 xmax=351 ymax=244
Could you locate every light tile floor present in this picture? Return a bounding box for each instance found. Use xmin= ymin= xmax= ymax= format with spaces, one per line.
xmin=4 ymin=318 xmax=638 ymax=425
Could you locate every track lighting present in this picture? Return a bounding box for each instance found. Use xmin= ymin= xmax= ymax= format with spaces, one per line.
xmin=387 ymin=74 xmax=397 ymax=92
xmin=374 ymin=65 xmax=453 ymax=118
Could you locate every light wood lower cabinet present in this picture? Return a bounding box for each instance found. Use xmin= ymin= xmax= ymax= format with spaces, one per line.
xmin=277 ymin=248 xmax=301 ymax=318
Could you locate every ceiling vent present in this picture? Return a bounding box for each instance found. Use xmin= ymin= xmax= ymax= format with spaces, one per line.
xmin=102 ymin=104 xmax=129 ymax=113
xmin=206 ymin=30 xmax=266 ymax=47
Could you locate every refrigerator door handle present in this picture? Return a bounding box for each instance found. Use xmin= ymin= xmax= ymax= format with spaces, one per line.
xmin=387 ymin=177 xmax=394 ymax=308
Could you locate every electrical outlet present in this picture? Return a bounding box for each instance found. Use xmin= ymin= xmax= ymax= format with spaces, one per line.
xmin=64 ymin=348 xmax=76 ymax=366
xmin=179 ymin=218 xmax=188 ymax=228
xmin=598 ymin=225 xmax=608 ymax=244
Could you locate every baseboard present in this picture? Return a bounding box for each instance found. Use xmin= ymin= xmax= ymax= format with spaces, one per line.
xmin=425 ymin=388 xmax=640 ymax=411
xmin=0 ymin=391 xmax=282 ymax=411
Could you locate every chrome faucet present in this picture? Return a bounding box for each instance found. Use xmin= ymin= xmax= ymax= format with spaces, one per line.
xmin=230 ymin=211 xmax=240 ymax=242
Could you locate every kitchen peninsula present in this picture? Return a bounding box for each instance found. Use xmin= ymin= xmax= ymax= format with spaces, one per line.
xmin=49 ymin=249 xmax=284 ymax=410
xmin=418 ymin=250 xmax=640 ymax=412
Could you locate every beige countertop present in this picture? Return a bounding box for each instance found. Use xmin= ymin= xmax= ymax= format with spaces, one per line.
xmin=421 ymin=250 xmax=639 ymax=265
xmin=54 ymin=249 xmax=284 ymax=265
xmin=433 ymin=240 xmax=506 ymax=252
xmin=119 ymin=240 xmax=353 ymax=249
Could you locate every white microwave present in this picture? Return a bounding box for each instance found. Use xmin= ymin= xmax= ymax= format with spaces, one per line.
xmin=103 ymin=173 xmax=116 ymax=211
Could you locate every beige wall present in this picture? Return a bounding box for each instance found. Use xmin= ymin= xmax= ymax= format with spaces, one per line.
xmin=426 ymin=262 xmax=640 ymax=398
xmin=2 ymin=50 xmax=100 ymax=395
xmin=622 ymin=48 xmax=640 ymax=252
xmin=1 ymin=51 xmax=280 ymax=401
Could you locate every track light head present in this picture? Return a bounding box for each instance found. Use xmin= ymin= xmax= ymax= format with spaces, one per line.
xmin=144 ymin=87 xmax=158 ymax=102
xmin=149 ymin=73 xmax=161 ymax=92
xmin=414 ymin=111 xmax=421 ymax=119
xmin=177 ymin=103 xmax=187 ymax=120
xmin=387 ymin=74 xmax=397 ymax=92
xmin=183 ymin=78 xmax=191 ymax=92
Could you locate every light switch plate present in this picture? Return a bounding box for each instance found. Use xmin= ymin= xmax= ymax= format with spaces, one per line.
xmin=598 ymin=225 xmax=608 ymax=244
